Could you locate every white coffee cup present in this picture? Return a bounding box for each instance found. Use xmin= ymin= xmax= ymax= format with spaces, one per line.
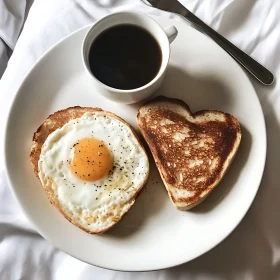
xmin=82 ymin=12 xmax=178 ymax=104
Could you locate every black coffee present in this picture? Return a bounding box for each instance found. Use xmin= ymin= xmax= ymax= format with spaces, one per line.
xmin=89 ymin=24 xmax=162 ymax=90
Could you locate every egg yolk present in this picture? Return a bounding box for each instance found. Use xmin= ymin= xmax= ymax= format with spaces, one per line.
xmin=70 ymin=138 xmax=112 ymax=181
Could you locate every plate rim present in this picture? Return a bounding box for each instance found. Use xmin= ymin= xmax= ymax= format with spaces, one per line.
xmin=3 ymin=15 xmax=267 ymax=271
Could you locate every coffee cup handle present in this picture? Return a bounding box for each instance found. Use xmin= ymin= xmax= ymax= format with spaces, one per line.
xmin=164 ymin=25 xmax=178 ymax=44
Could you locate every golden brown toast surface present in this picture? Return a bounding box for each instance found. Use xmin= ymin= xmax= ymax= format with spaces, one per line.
xmin=137 ymin=96 xmax=241 ymax=210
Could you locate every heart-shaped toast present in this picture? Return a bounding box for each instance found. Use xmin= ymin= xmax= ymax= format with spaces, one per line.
xmin=137 ymin=96 xmax=242 ymax=210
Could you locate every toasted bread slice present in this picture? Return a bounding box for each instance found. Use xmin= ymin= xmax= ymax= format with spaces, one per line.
xmin=30 ymin=106 xmax=149 ymax=233
xmin=137 ymin=96 xmax=241 ymax=210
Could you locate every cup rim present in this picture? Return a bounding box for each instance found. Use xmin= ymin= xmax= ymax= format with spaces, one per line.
xmin=81 ymin=11 xmax=171 ymax=93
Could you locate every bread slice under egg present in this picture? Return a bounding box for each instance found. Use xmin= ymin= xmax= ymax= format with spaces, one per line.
xmin=30 ymin=106 xmax=149 ymax=234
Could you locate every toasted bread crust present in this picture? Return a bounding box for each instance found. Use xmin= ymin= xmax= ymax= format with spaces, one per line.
xmin=137 ymin=96 xmax=241 ymax=210
xmin=30 ymin=106 xmax=149 ymax=233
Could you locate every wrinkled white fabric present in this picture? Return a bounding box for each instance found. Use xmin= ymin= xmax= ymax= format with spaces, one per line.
xmin=0 ymin=0 xmax=25 ymax=77
xmin=1 ymin=0 xmax=280 ymax=279
xmin=0 ymin=0 xmax=26 ymax=49
xmin=0 ymin=0 xmax=34 ymax=77
xmin=0 ymin=39 xmax=10 ymax=77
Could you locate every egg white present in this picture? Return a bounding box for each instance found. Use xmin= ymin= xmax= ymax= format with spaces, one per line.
xmin=38 ymin=112 xmax=149 ymax=233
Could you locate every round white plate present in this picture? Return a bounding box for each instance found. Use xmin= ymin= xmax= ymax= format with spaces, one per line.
xmin=4 ymin=15 xmax=266 ymax=271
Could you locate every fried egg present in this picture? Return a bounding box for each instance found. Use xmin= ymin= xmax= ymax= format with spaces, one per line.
xmin=38 ymin=111 xmax=149 ymax=233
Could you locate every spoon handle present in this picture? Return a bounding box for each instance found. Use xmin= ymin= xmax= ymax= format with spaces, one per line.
xmin=183 ymin=11 xmax=274 ymax=85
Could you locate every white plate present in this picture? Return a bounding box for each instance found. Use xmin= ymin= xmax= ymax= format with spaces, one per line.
xmin=4 ymin=15 xmax=266 ymax=271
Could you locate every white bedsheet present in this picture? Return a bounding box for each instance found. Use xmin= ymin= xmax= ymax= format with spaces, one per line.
xmin=1 ymin=0 xmax=280 ymax=279
xmin=0 ymin=0 xmax=34 ymax=77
